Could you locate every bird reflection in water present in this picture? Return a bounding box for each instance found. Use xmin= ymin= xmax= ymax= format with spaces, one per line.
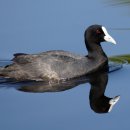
xmin=0 ymin=61 xmax=120 ymax=114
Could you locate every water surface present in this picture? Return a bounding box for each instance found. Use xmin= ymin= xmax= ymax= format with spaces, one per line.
xmin=0 ymin=0 xmax=130 ymax=130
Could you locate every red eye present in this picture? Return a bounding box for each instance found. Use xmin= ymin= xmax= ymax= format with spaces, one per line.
xmin=96 ymin=30 xmax=101 ymax=34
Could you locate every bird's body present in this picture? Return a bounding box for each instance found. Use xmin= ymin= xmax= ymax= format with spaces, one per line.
xmin=0 ymin=25 xmax=116 ymax=81
xmin=0 ymin=50 xmax=107 ymax=81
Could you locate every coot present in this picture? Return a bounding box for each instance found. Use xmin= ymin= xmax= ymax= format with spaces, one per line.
xmin=0 ymin=25 xmax=116 ymax=81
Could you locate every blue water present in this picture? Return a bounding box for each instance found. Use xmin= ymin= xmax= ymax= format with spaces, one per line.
xmin=0 ymin=0 xmax=130 ymax=130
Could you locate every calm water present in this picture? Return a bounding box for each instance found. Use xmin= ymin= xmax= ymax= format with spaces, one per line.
xmin=0 ymin=0 xmax=130 ymax=130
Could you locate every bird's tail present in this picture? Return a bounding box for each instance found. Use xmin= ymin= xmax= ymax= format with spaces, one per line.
xmin=0 ymin=66 xmax=11 ymax=78
xmin=0 ymin=67 xmax=6 ymax=77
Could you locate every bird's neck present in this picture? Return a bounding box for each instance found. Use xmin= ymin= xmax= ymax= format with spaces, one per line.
xmin=85 ymin=40 xmax=107 ymax=59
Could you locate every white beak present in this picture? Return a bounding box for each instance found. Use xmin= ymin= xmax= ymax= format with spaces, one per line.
xmin=102 ymin=26 xmax=116 ymax=44
xmin=108 ymin=95 xmax=120 ymax=112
